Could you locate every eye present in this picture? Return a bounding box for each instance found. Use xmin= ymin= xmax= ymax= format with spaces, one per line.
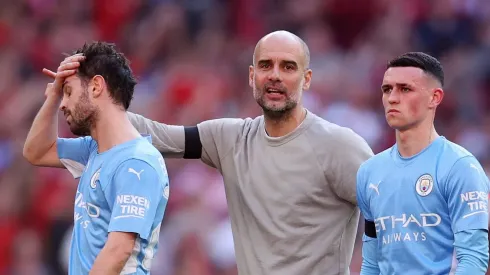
xmin=401 ymin=87 xmax=411 ymax=92
xmin=382 ymin=87 xmax=392 ymax=94
xmin=259 ymin=63 xmax=270 ymax=69
xmin=285 ymin=64 xmax=295 ymax=70
xmin=62 ymin=85 xmax=72 ymax=97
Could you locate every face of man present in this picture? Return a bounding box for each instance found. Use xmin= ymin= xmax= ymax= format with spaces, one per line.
xmin=249 ymin=33 xmax=311 ymax=119
xmin=59 ymin=75 xmax=99 ymax=136
xmin=381 ymin=67 xmax=440 ymax=131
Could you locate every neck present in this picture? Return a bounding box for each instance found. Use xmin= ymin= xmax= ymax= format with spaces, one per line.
xmin=263 ymin=106 xmax=306 ymax=137
xmin=90 ymin=107 xmax=141 ymax=153
xmin=396 ymin=121 xmax=439 ymax=158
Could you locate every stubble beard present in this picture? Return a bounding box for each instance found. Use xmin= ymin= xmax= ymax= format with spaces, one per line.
xmin=66 ymin=89 xmax=99 ymax=137
xmin=254 ymin=87 xmax=298 ymax=121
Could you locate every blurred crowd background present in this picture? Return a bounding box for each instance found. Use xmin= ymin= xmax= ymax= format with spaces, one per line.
xmin=1 ymin=0 xmax=490 ymax=274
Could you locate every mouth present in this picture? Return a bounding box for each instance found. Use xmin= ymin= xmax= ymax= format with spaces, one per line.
xmin=265 ymin=85 xmax=287 ymax=97
xmin=387 ymin=109 xmax=400 ymax=114
xmin=265 ymin=88 xmax=286 ymax=101
xmin=64 ymin=112 xmax=72 ymax=122
xmin=266 ymin=87 xmax=285 ymax=94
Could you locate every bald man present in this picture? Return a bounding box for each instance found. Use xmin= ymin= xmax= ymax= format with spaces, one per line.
xmin=128 ymin=31 xmax=373 ymax=275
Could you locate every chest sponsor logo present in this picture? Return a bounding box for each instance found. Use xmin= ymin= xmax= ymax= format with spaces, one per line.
xmin=74 ymin=191 xmax=101 ymax=229
xmin=375 ymin=213 xmax=441 ymax=245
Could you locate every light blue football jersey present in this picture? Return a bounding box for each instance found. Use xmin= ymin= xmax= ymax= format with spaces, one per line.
xmin=357 ymin=136 xmax=490 ymax=274
xmin=57 ymin=135 xmax=169 ymax=275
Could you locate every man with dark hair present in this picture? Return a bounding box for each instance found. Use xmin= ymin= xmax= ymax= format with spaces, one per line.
xmin=23 ymin=42 xmax=170 ymax=275
xmin=357 ymin=52 xmax=490 ymax=274
xmin=125 ymin=30 xmax=374 ymax=275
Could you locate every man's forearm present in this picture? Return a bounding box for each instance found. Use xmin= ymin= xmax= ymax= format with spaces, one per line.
xmin=90 ymin=244 xmax=131 ymax=275
xmin=23 ymin=94 xmax=60 ymax=163
xmin=361 ymin=235 xmax=380 ymax=275
xmin=455 ymin=229 xmax=489 ymax=275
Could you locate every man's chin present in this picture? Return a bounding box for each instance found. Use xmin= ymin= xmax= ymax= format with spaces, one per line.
xmin=70 ymin=126 xmax=90 ymax=137
xmin=260 ymin=99 xmax=289 ymax=111
xmin=261 ymin=104 xmax=297 ymax=121
xmin=261 ymin=102 xmax=290 ymax=114
xmin=387 ymin=122 xmax=411 ymax=132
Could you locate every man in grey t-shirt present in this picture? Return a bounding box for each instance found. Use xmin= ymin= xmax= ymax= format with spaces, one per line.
xmin=128 ymin=31 xmax=373 ymax=275
xmin=44 ymin=31 xmax=373 ymax=274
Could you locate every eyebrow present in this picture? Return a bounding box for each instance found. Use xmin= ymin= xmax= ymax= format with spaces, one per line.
xmin=282 ymin=60 xmax=298 ymax=67
xmin=257 ymin=59 xmax=299 ymax=67
xmin=257 ymin=59 xmax=271 ymax=65
xmin=381 ymin=83 xmax=413 ymax=89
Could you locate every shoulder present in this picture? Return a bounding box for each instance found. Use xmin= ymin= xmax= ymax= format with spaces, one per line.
xmin=305 ymin=112 xmax=373 ymax=156
xmin=357 ymin=147 xmax=393 ymax=182
xmin=58 ymin=135 xmax=99 ymax=152
xmin=197 ymin=117 xmax=250 ymax=131
xmin=306 ymin=112 xmax=367 ymax=144
xmin=107 ymin=138 xmax=166 ymax=174
xmin=437 ymin=137 xmax=478 ymax=175
xmin=434 ymin=138 xmax=490 ymax=195
xmin=440 ymin=138 xmax=474 ymax=161
xmin=108 ymin=156 xmax=167 ymax=187
xmin=363 ymin=147 xmax=393 ymax=168
xmin=196 ymin=116 xmax=263 ymax=138
xmin=85 ymin=136 xmax=98 ymax=152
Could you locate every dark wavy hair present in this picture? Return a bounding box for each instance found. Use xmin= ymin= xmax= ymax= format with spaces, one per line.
xmin=73 ymin=42 xmax=137 ymax=110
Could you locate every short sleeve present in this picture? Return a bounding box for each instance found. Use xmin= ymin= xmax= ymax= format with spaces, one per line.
xmin=327 ymin=128 xmax=374 ymax=205
xmin=357 ymin=164 xmax=373 ymax=221
xmin=105 ymin=159 xmax=167 ymax=240
xmin=57 ymin=136 xmax=95 ymax=178
xmin=197 ymin=118 xmax=245 ymax=169
xmin=127 ymin=112 xmax=186 ymax=158
xmin=445 ymin=156 xmax=490 ymax=233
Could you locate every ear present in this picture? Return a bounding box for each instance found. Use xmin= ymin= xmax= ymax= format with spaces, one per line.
xmin=91 ymin=75 xmax=106 ymax=98
xmin=249 ymin=65 xmax=254 ymax=88
xmin=429 ymin=88 xmax=444 ymax=109
xmin=302 ymin=69 xmax=312 ymax=90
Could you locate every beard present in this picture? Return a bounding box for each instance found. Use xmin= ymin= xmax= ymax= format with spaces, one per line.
xmin=254 ymin=82 xmax=298 ymax=120
xmin=65 ymin=89 xmax=99 ymax=136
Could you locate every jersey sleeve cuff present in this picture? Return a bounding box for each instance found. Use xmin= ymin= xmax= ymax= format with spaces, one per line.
xmin=108 ymin=220 xmax=151 ymax=241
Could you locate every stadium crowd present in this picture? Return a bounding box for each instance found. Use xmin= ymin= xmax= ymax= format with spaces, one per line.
xmin=1 ymin=0 xmax=490 ymax=274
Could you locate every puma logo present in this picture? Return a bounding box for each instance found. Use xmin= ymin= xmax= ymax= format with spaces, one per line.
xmin=470 ymin=163 xmax=482 ymax=175
xmin=128 ymin=168 xmax=144 ymax=180
xmin=369 ymin=181 xmax=382 ymax=196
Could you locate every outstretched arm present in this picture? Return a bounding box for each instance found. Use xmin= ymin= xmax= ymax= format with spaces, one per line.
xmin=126 ymin=112 xmax=189 ymax=158
xmin=128 ymin=113 xmax=246 ymax=170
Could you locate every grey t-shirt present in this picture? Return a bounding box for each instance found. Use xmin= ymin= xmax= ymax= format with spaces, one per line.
xmin=128 ymin=110 xmax=373 ymax=275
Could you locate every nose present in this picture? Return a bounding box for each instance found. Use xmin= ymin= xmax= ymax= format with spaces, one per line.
xmin=59 ymin=96 xmax=67 ymax=112
xmin=268 ymin=65 xmax=282 ymax=82
xmin=387 ymin=89 xmax=400 ymax=104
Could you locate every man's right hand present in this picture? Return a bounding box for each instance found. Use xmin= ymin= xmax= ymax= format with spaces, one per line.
xmin=43 ymin=53 xmax=85 ymax=98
